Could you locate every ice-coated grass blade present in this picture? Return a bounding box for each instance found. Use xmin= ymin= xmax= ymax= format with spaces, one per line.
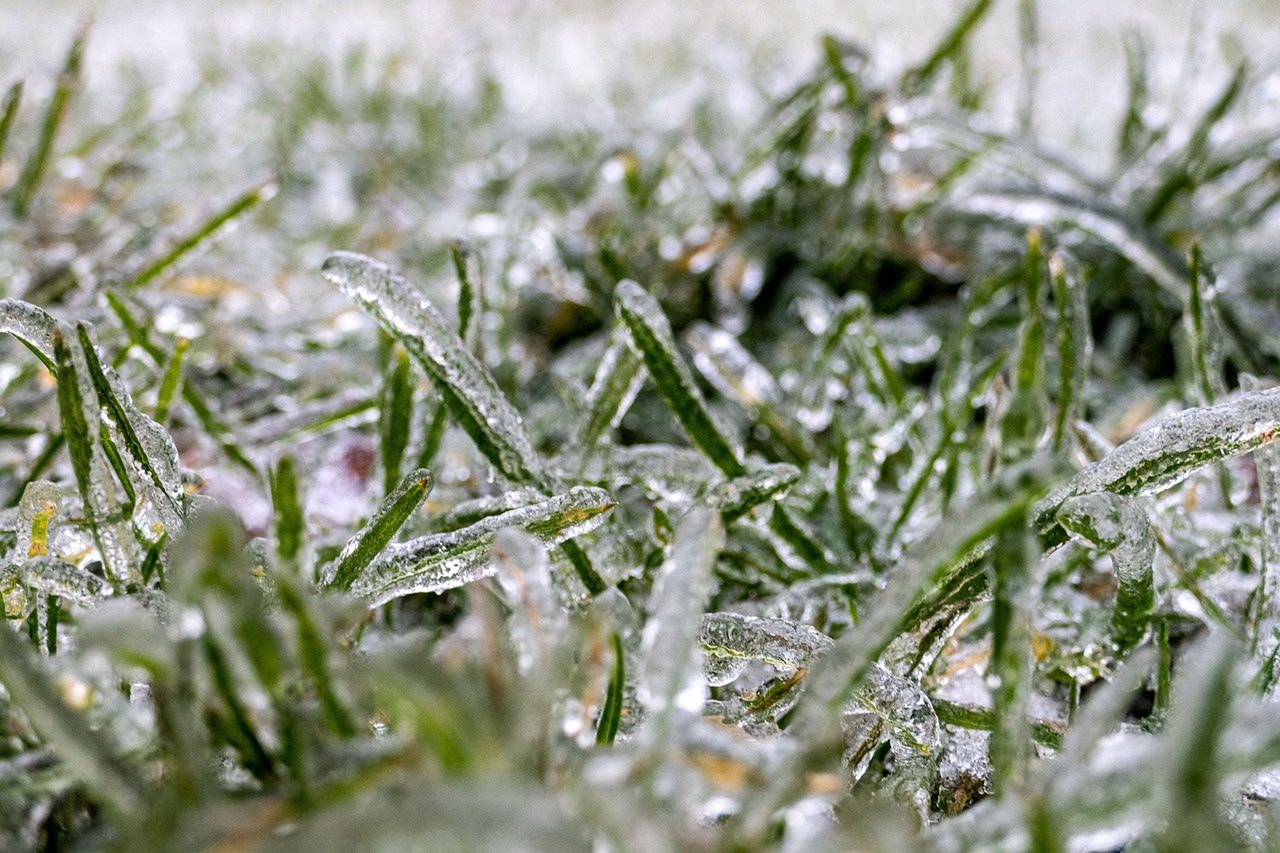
xmin=1050 ymin=253 xmax=1090 ymax=451
xmin=987 ymin=505 xmax=1039 ymax=797
xmin=322 ymin=251 xmax=548 ymax=487
xmin=380 ymin=348 xmax=412 ymax=496
xmin=52 ymin=325 xmax=137 ymax=585
xmin=930 ymin=697 xmax=1063 ymax=750
xmin=613 ymin=280 xmax=744 ymax=477
xmin=0 ymin=619 xmax=148 ymax=815
xmin=705 ymin=463 xmax=800 ymax=523
xmin=347 ymin=485 xmax=615 ymax=606
xmin=127 ymin=180 xmax=277 ymax=290
xmin=75 ymin=323 xmax=186 ymax=526
xmin=1057 ymin=493 xmax=1154 ymax=652
xmin=698 ymin=611 xmax=832 ymax=676
xmin=0 ymin=80 xmax=22 ymax=166
xmin=596 ymin=631 xmax=625 ymax=746
xmin=449 ymin=239 xmax=483 ymax=347
xmin=10 ymin=23 xmax=85 ymax=219
xmin=685 ymin=322 xmax=810 ymax=463
xmin=324 ymin=468 xmax=433 ymax=592
xmin=104 ymin=290 xmax=259 ymax=479
xmin=638 ymin=507 xmax=724 ymax=744
xmin=0 ymin=298 xmax=57 ymax=372
xmin=1183 ymin=241 xmax=1221 ymax=405
xmin=1034 ymin=386 xmax=1280 ymax=547
xmin=579 ymin=331 xmax=644 ymax=451
xmin=999 ymin=229 xmax=1046 ymax=459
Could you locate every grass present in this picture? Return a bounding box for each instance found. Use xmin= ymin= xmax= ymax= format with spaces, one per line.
xmin=4 ymin=3 xmax=1280 ymax=849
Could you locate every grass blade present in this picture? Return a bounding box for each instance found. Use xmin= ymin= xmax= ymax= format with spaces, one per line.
xmin=349 ymin=486 xmax=615 ymax=606
xmin=380 ymin=348 xmax=413 ymax=496
xmin=323 ymin=251 xmax=548 ymax=487
xmin=614 ymin=280 xmax=744 ymax=477
xmin=0 ymin=80 xmax=22 ymax=166
xmin=11 ymin=23 xmax=85 ymax=219
xmin=324 ymin=468 xmax=433 ymax=592
xmin=127 ymin=180 xmax=277 ymax=290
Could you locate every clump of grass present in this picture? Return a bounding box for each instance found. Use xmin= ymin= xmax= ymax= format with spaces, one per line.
xmin=5 ymin=6 xmax=1280 ymax=850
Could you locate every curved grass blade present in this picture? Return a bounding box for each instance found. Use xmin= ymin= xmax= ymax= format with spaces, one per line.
xmin=127 ymin=180 xmax=277 ymax=290
xmin=1057 ymin=493 xmax=1154 ymax=652
xmin=153 ymin=337 xmax=189 ymax=424
xmin=322 ymin=251 xmax=547 ymax=487
xmin=0 ymin=298 xmax=57 ymax=372
xmin=614 ymin=280 xmax=744 ymax=477
xmin=349 ymin=486 xmax=614 ymax=606
xmin=11 ymin=23 xmax=85 ymax=219
xmin=1033 ymin=386 xmax=1280 ymax=547
xmin=324 ymin=468 xmax=433 ymax=592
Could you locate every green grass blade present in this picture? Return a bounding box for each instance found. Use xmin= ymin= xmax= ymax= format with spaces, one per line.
xmin=127 ymin=180 xmax=277 ymax=290
xmin=322 ymin=251 xmax=548 ymax=487
xmin=900 ymin=0 xmax=993 ymax=93
xmin=349 ymin=485 xmax=615 ymax=606
xmin=0 ymin=80 xmax=22 ymax=166
xmin=987 ymin=505 xmax=1039 ymax=796
xmin=11 ymin=24 xmax=85 ymax=219
xmin=380 ymin=348 xmax=413 ymax=496
xmin=153 ymin=337 xmax=189 ymax=424
xmin=614 ymin=280 xmax=744 ymax=477
xmin=75 ymin=323 xmax=186 ymax=526
xmin=595 ymin=631 xmax=625 ymax=746
xmin=270 ymin=454 xmax=305 ymax=566
xmin=579 ymin=332 xmax=644 ymax=451
xmin=324 ymin=468 xmax=433 ymax=592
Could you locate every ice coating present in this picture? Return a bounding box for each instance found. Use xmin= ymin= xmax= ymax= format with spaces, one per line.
xmin=637 ymin=508 xmax=724 ymax=739
xmin=685 ymin=322 xmax=782 ymax=411
xmin=21 ymin=555 xmax=111 ymax=606
xmin=322 ymin=251 xmax=548 ymax=487
xmin=78 ymin=324 xmax=187 ymax=530
xmin=15 ymin=480 xmax=61 ymax=561
xmin=842 ymin=663 xmax=940 ymax=793
xmin=492 ymin=529 xmax=566 ymax=673
xmin=614 ymin=280 xmax=745 ymax=477
xmin=705 ymin=464 xmax=801 ymax=522
xmin=351 ymin=485 xmax=615 ymax=606
xmin=698 ymin=611 xmax=832 ymax=686
xmin=0 ymin=298 xmax=57 ymax=371
xmin=1057 ymin=492 xmax=1155 ymax=652
xmin=580 ymin=332 xmax=645 ymax=448
xmin=1035 ymin=386 xmax=1280 ymax=542
xmin=56 ymin=326 xmax=141 ymax=585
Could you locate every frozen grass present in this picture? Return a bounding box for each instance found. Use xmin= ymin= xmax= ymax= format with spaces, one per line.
xmin=6 ymin=3 xmax=1280 ymax=849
